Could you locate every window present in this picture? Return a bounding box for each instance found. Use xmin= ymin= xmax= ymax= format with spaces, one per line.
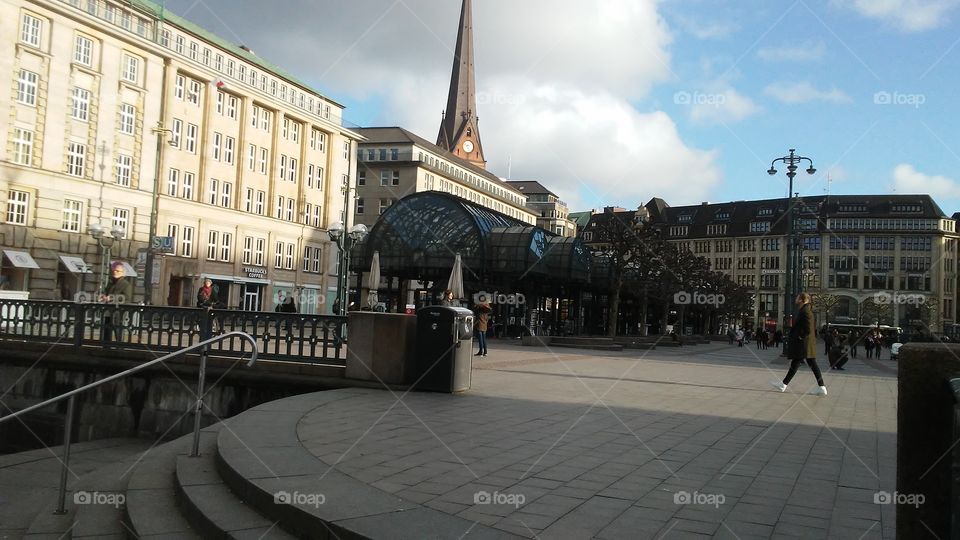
xmin=175 ymin=35 xmax=184 ymax=54
xmin=259 ymin=148 xmax=268 ymax=174
xmin=21 ymin=13 xmax=42 ymax=47
xmin=379 ymin=199 xmax=392 ymax=215
xmin=255 ymin=238 xmax=265 ymax=266
xmin=220 ymin=181 xmax=233 ymax=208
xmin=115 ymin=154 xmax=132 ymax=186
xmin=17 ymin=70 xmax=38 ymax=105
xmin=226 ymin=96 xmax=237 ymax=119
xmin=122 ymin=54 xmax=139 ymax=83
xmin=274 ymin=241 xmax=283 ymax=268
xmin=214 ymin=53 xmax=223 ymax=71
xmin=67 ymin=142 xmax=86 ymax=177
xmin=247 ymin=144 xmax=256 ymax=171
xmin=358 ymin=171 xmax=366 ymax=186
xmin=287 ymin=158 xmax=297 ymax=182
xmin=255 ymin=191 xmax=265 ymax=215
xmin=182 ymin=173 xmax=194 ymax=199
xmin=208 ymin=179 xmax=219 ymax=205
xmin=212 ymin=132 xmax=222 ymax=161
xmin=380 ymin=170 xmax=390 ymax=186
xmin=379 ymin=149 xmax=387 ymax=161
xmin=307 ymin=165 xmax=315 ymax=188
xmin=216 ymin=91 xmax=223 ymax=114
xmin=343 ymin=142 xmax=350 ymax=160
xmin=62 ymin=199 xmax=82 ymax=232
xmin=251 ymin=105 xmax=260 ymax=127
xmin=189 ymin=41 xmax=198 ymax=60
xmin=112 ymin=208 xmax=129 ymax=234
xmin=311 ymin=205 xmax=321 ymax=227
xmin=303 ymin=246 xmax=313 ymax=272
xmin=749 ymin=221 xmax=771 ymax=233
xmin=7 ymin=190 xmax=29 ymax=225
xmin=188 ymin=80 xmax=201 ymax=105
xmin=282 ymin=118 xmax=289 ymax=139
xmin=279 ymin=155 xmax=286 ymax=179
xmin=356 ymin=198 xmax=364 ymax=215
xmin=166 ymin=224 xmax=179 ymax=256
xmin=119 ymin=104 xmax=136 ymax=135
xmin=175 ymin=75 xmax=185 ymax=100
xmin=286 ymin=198 xmax=294 ymax=221
xmin=185 ymin=124 xmax=198 ymax=153
xmin=167 ymin=169 xmax=179 ymax=196
xmin=285 ymin=243 xmax=294 ymax=270
xmin=276 ymin=196 xmax=284 ymax=219
xmin=392 ymin=170 xmax=400 ymax=186
xmin=74 ymin=35 xmax=92 ymax=65
xmin=171 ymin=118 xmax=182 ymax=147
xmin=159 ymin=28 xmax=170 ymax=48
xmin=261 ymin=108 xmax=271 ymax=130
xmin=207 ymin=230 xmax=218 ymax=260
xmin=243 ymin=236 xmax=253 ymax=264
xmin=12 ymin=128 xmax=33 ymax=166
xmin=291 ymin=122 xmax=300 ymax=143
xmin=71 ymin=88 xmax=90 ymax=121
xmin=706 ymin=224 xmax=727 ymax=235
xmin=181 ymin=226 xmax=194 ymax=257
xmin=224 ymin=137 xmax=235 ymax=165
xmin=312 ymin=129 xmax=326 ymax=152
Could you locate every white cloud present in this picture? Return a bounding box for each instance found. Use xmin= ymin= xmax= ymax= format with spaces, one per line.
xmin=892 ymin=164 xmax=960 ymax=197
xmin=763 ymin=82 xmax=852 ymax=104
xmin=673 ymin=15 xmax=739 ymax=40
xmin=833 ymin=0 xmax=960 ymax=31
xmin=686 ymin=86 xmax=761 ymax=124
xmin=757 ymin=38 xmax=827 ymax=62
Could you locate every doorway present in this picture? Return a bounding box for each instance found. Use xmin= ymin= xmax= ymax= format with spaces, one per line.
xmin=168 ymin=277 xmax=185 ymax=306
xmin=240 ymin=283 xmax=263 ymax=312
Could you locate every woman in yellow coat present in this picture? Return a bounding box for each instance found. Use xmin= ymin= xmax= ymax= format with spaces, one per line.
xmin=771 ymin=293 xmax=827 ymax=395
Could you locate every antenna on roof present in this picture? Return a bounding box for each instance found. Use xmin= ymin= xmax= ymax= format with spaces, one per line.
xmin=826 ymin=172 xmax=832 ymax=195
xmin=507 ymin=154 xmax=512 ymax=180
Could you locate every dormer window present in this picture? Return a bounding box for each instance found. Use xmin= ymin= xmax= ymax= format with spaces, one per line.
xmin=838 ymin=203 xmax=867 ymax=213
xmin=678 ymin=214 xmax=692 ymax=223
xmin=891 ymin=203 xmax=922 ymax=213
xmin=757 ymin=207 xmax=773 ymax=216
xmin=715 ymin=210 xmax=731 ymax=221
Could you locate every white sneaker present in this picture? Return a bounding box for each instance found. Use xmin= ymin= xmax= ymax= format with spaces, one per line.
xmin=769 ymin=380 xmax=787 ymax=392
xmin=817 ymin=386 xmax=828 ymax=396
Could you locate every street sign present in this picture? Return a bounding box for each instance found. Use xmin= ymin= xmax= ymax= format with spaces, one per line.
xmin=151 ymin=236 xmax=175 ymax=253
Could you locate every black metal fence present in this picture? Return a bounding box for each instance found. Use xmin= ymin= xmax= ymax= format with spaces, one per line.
xmin=0 ymin=300 xmax=346 ymax=365
xmin=952 ymin=378 xmax=960 ymax=537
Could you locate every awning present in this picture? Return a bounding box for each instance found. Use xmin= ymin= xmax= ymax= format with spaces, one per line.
xmin=3 ymin=250 xmax=39 ymax=269
xmin=118 ymin=261 xmax=138 ymax=278
xmin=59 ymin=255 xmax=93 ymax=274
xmin=202 ymin=273 xmax=269 ymax=285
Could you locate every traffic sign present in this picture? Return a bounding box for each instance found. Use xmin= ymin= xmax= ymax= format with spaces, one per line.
xmin=151 ymin=236 xmax=175 ymax=253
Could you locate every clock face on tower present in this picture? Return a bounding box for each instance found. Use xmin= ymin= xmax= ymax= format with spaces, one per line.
xmin=462 ymin=140 xmax=474 ymax=153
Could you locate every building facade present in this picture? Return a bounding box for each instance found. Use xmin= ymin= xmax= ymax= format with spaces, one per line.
xmin=506 ymin=181 xmax=576 ymax=237
xmin=1 ymin=0 xmax=361 ymax=313
xmin=645 ymin=195 xmax=958 ymax=331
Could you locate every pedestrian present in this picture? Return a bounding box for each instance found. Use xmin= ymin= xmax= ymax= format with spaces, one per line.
xmin=849 ymin=330 xmax=859 ymax=358
xmin=774 ymin=329 xmax=783 ymax=347
xmin=824 ymin=325 xmax=833 ymax=356
xmin=770 ymin=293 xmax=827 ymax=395
xmin=441 ymin=289 xmax=455 ymax=307
xmin=276 ymin=291 xmax=297 ymax=333
xmin=755 ymin=327 xmax=764 ymax=350
xmin=101 ymin=261 xmax=133 ymax=344
xmin=735 ymin=328 xmax=744 ymax=347
xmin=474 ymin=300 xmax=491 ymax=356
xmin=196 ymin=277 xmax=221 ymax=335
xmin=830 ymin=330 xmax=849 ymax=371
xmin=864 ymin=333 xmax=875 ymax=359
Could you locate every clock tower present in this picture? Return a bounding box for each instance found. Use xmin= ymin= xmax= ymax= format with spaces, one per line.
xmin=436 ymin=0 xmax=486 ymax=169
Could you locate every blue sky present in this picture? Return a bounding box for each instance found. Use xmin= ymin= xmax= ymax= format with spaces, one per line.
xmin=162 ymin=0 xmax=960 ymax=214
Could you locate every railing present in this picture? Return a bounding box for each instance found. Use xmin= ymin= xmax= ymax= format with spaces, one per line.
xmin=0 ymin=331 xmax=258 ymax=514
xmin=0 ymin=300 xmax=346 ymax=364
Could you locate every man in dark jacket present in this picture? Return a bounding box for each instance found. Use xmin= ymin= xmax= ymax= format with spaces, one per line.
xmin=101 ymin=261 xmax=133 ymax=344
xmin=771 ymin=293 xmax=827 ymax=395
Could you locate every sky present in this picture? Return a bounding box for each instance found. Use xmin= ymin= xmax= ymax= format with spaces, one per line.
xmin=160 ymin=0 xmax=960 ymax=214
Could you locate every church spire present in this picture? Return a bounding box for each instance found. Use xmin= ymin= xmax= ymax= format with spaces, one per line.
xmin=437 ymin=0 xmax=486 ymax=169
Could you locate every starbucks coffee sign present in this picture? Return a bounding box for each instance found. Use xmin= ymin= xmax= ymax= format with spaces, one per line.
xmin=243 ymin=266 xmax=266 ymax=279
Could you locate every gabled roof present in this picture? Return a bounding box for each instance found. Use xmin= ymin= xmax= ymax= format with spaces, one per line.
xmin=505 ymin=181 xmax=555 ymax=197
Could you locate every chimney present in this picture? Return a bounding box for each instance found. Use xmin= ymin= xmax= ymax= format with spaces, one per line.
xmin=701 ymin=201 xmax=709 ymax=206
xmin=239 ymin=45 xmax=254 ymax=55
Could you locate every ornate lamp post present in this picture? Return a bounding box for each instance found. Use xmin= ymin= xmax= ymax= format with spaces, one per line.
xmin=327 ymin=222 xmax=368 ymax=315
xmin=767 ymin=149 xmax=816 ymax=349
xmin=88 ymin=223 xmax=126 ymax=297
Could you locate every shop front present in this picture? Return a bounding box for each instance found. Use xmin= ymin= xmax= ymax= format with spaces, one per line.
xmin=1 ymin=249 xmax=40 ymax=297
xmin=57 ymin=255 xmax=94 ymax=301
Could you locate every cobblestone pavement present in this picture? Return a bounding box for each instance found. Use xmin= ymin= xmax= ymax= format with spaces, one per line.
xmin=298 ymin=341 xmax=897 ymax=539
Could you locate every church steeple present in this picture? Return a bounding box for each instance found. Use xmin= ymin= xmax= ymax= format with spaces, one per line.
xmin=437 ymin=0 xmax=486 ymax=169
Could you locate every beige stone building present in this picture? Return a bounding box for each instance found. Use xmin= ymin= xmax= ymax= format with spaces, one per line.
xmin=0 ymin=0 xmax=362 ymax=313
xmin=505 ymin=180 xmax=576 ymax=237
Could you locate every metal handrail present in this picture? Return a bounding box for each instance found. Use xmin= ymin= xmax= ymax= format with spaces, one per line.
xmin=0 ymin=330 xmax=258 ymax=514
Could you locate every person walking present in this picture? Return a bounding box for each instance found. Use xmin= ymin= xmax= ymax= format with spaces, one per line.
xmin=824 ymin=325 xmax=834 ymax=356
xmin=864 ymin=332 xmax=875 ymax=359
xmin=474 ymin=300 xmax=491 ymax=356
xmin=101 ymin=261 xmax=133 ymax=344
xmin=755 ymin=327 xmax=764 ymax=349
xmin=774 ymin=329 xmax=783 ymax=348
xmin=196 ymin=277 xmax=221 ymax=335
xmin=440 ymin=289 xmax=455 ymax=307
xmin=771 ymin=293 xmax=827 ymax=395
xmin=735 ymin=328 xmax=744 ymax=347
xmin=849 ymin=330 xmax=859 ymax=358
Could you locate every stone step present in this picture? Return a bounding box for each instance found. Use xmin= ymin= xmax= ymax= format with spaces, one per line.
xmin=71 ymin=457 xmax=143 ymax=539
xmin=215 ymin=391 xmax=519 ymax=538
xmin=123 ymin=432 xmax=201 ymax=539
xmin=175 ymin=428 xmax=295 ymax=539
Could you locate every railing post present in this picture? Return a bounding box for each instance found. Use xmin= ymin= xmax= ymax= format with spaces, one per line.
xmin=190 ymin=344 xmax=208 ymax=457
xmin=55 ymin=395 xmax=75 ymax=514
xmin=73 ymin=302 xmax=85 ymax=350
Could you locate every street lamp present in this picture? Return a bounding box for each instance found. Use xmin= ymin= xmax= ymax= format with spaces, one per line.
xmin=144 ymin=121 xmax=173 ymax=304
xmin=327 ymin=222 xmax=368 ymax=315
xmin=88 ymin=223 xmax=126 ymax=297
xmin=767 ymin=149 xmax=816 ymax=349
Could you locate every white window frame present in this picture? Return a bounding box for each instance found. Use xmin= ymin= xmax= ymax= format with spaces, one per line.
xmin=244 ymin=188 xmax=253 ymax=213
xmin=255 ymin=190 xmax=265 ymax=215
xmin=62 ymin=199 xmax=83 ymax=232
xmin=171 ymin=118 xmax=182 ymax=147
xmin=227 ymin=96 xmax=237 ymax=119
xmin=119 ymin=103 xmax=136 ymax=135
xmin=122 ymin=54 xmax=139 ymax=84
xmin=285 ymin=198 xmax=294 ymax=221
xmin=20 ymin=13 xmax=42 ymax=47
xmin=243 ymin=236 xmax=253 ymax=264
xmin=71 ymin=87 xmax=90 ymax=121
xmin=259 ymin=148 xmax=268 ymax=174
xmin=167 ymin=169 xmax=179 ymax=196
xmin=208 ymin=179 xmax=219 ymax=205
xmin=288 ymin=158 xmax=297 ymax=183
xmin=182 ymin=226 xmax=194 ymax=257
xmin=274 ymin=241 xmax=283 ymax=268
xmin=7 ymin=190 xmax=29 ymax=225
xmin=207 ymin=230 xmax=219 ymax=260
xmin=166 ymin=223 xmax=179 ymax=256
xmin=220 ymin=181 xmax=232 ymax=208
xmin=212 ymin=132 xmax=222 ymax=161
xmin=67 ymin=142 xmax=86 ymax=177
xmin=254 ymin=238 xmax=265 ymax=266
xmin=73 ymin=34 xmax=92 ymax=65
xmin=224 ymin=136 xmax=235 ymax=165
xmin=285 ymin=243 xmax=294 ymax=270
xmin=17 ymin=70 xmax=38 ymax=106
xmin=182 ymin=172 xmax=194 ymax=199
xmin=188 ymin=79 xmax=201 ymax=105
xmin=247 ymin=144 xmax=256 ymax=171
xmin=185 ymin=123 xmax=198 ymax=153
xmin=112 ymin=208 xmax=130 ymax=234
xmin=12 ymin=128 xmax=33 ymax=166
xmin=115 ymin=154 xmax=132 ymax=186
xmin=175 ymin=75 xmax=185 ymax=100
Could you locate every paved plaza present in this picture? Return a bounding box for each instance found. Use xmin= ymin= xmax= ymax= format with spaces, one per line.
xmin=296 ymin=340 xmax=896 ymax=539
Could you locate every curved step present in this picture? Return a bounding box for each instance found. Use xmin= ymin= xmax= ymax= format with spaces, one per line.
xmin=122 ymin=432 xmax=201 ymax=539
xmin=175 ymin=428 xmax=295 ymax=539
xmin=215 ymin=389 xmax=520 ymax=539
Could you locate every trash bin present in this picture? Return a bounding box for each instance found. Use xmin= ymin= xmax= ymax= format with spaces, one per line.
xmin=414 ymin=306 xmax=474 ymax=392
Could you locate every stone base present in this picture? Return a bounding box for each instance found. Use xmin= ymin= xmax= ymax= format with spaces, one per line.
xmin=346 ymin=312 xmax=417 ymax=385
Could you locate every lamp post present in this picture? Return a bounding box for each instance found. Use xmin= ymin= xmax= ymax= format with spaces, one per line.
xmin=88 ymin=223 xmax=126 ymax=297
xmin=144 ymin=121 xmax=173 ymax=304
xmin=767 ymin=149 xmax=816 ymax=350
xmin=327 ymin=222 xmax=368 ymax=315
